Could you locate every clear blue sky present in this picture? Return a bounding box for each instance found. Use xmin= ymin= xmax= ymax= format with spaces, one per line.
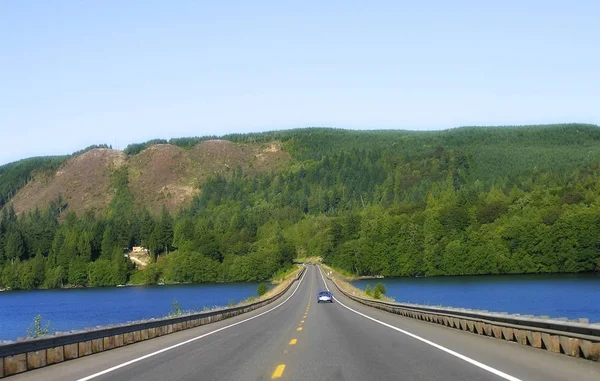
xmin=1 ymin=1 xmax=599 ymax=165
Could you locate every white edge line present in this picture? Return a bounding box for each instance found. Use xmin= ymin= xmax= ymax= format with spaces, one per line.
xmin=77 ymin=266 xmax=307 ymax=381
xmin=317 ymin=266 xmax=523 ymax=381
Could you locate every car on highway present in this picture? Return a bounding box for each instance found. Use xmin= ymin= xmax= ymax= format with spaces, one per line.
xmin=317 ymin=291 xmax=333 ymax=303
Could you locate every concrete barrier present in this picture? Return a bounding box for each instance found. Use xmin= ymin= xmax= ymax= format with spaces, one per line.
xmin=329 ymin=275 xmax=600 ymax=362
xmin=0 ymin=267 xmax=305 ymax=378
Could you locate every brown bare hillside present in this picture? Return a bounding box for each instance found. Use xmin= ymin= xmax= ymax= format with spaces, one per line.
xmin=10 ymin=140 xmax=290 ymax=216
xmin=129 ymin=140 xmax=290 ymax=213
xmin=11 ymin=149 xmax=125 ymax=215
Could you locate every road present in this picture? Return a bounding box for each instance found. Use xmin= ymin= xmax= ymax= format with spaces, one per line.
xmin=11 ymin=265 xmax=600 ymax=381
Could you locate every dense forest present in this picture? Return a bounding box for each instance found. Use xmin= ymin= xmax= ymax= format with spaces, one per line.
xmin=2 ymin=124 xmax=600 ymax=290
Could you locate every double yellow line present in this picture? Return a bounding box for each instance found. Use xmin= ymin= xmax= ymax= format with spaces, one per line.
xmin=271 ymin=271 xmax=313 ymax=379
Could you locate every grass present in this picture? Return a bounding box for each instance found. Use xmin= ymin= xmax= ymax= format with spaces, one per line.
xmin=271 ymin=265 xmax=300 ymax=283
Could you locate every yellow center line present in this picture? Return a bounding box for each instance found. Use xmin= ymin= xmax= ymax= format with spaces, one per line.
xmin=297 ymin=327 xmax=303 ymax=331
xmin=301 ymin=320 xmax=304 ymax=323
xmin=303 ymin=315 xmax=307 ymax=319
xmin=272 ymin=364 xmax=286 ymax=379
xmin=289 ymin=338 xmax=297 ymax=345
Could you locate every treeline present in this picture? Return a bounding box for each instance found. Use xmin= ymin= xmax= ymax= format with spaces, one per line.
xmin=3 ymin=125 xmax=600 ymax=289
xmin=123 ymin=136 xmax=219 ymax=155
xmin=70 ymin=144 xmax=111 ymax=157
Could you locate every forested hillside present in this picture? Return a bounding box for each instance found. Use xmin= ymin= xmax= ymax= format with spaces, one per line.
xmin=2 ymin=124 xmax=600 ymax=290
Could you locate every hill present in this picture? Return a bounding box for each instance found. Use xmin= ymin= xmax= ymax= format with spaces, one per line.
xmin=9 ymin=140 xmax=289 ymax=216
xmin=2 ymin=124 xmax=600 ymax=290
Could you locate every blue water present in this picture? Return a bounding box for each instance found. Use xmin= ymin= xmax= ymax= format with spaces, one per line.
xmin=353 ymin=273 xmax=600 ymax=323
xmin=0 ymin=283 xmax=267 ymax=341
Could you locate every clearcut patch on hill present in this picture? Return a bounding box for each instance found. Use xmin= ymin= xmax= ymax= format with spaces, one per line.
xmin=10 ymin=149 xmax=126 ymax=215
xmin=129 ymin=140 xmax=289 ymax=213
xmin=9 ymin=141 xmax=290 ymax=216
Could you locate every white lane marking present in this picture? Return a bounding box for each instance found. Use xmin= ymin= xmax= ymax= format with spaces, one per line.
xmin=77 ymin=267 xmax=307 ymax=381
xmin=317 ymin=267 xmax=523 ymax=381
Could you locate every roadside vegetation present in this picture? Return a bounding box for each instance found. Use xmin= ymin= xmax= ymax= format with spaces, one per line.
xmin=2 ymin=125 xmax=600 ymax=290
xmin=257 ymin=283 xmax=269 ymax=296
xmin=26 ymin=315 xmax=53 ymax=338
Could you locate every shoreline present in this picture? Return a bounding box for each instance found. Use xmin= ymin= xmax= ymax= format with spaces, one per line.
xmin=0 ymin=267 xmax=300 ymax=293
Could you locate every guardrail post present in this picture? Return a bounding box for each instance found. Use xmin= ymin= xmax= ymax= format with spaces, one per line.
xmin=4 ymin=354 xmax=26 ymax=376
xmin=474 ymin=322 xmax=484 ymax=334
xmin=79 ymin=341 xmax=92 ymax=357
xmin=64 ymin=343 xmax=78 ymax=360
xmin=124 ymin=332 xmax=134 ymax=345
xmin=47 ymin=346 xmax=64 ymax=365
xmin=559 ymin=337 xmax=580 ymax=357
xmin=92 ymin=339 xmax=103 ymax=354
xmin=580 ymin=340 xmax=600 ymax=361
xmin=501 ymin=327 xmax=515 ymax=341
xmin=103 ymin=336 xmax=114 ymax=350
xmin=514 ymin=329 xmax=527 ymax=345
xmin=527 ymin=331 xmax=542 ymax=348
xmin=483 ymin=323 xmax=493 ymax=336
xmin=27 ymin=350 xmax=47 ymax=370
xmin=541 ymin=333 xmax=560 ymax=353
xmin=118 ymin=333 xmax=126 ymax=347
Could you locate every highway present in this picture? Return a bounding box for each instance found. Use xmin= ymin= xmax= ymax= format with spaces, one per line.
xmin=11 ymin=265 xmax=600 ymax=381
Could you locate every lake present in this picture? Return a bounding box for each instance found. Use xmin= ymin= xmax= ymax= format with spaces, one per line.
xmin=352 ymin=273 xmax=600 ymax=323
xmin=0 ymin=283 xmax=267 ymax=341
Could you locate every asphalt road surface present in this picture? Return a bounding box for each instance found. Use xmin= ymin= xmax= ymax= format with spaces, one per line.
xmin=11 ymin=265 xmax=600 ymax=381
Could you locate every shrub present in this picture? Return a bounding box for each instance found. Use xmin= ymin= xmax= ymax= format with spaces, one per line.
xmin=169 ymin=299 xmax=182 ymax=316
xmin=373 ymin=283 xmax=387 ymax=299
xmin=257 ymin=283 xmax=269 ymax=296
xmin=27 ymin=315 xmax=52 ymax=338
xmin=374 ymin=282 xmax=386 ymax=295
xmin=365 ymin=284 xmax=372 ymax=297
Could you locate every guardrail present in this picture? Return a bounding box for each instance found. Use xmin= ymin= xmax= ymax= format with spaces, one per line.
xmin=0 ymin=267 xmax=305 ymax=378
xmin=327 ymin=274 xmax=600 ymax=362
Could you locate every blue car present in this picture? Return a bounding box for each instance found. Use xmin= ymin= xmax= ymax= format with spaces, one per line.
xmin=317 ymin=291 xmax=333 ymax=303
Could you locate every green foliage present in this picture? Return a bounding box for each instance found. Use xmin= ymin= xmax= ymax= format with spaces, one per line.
xmin=169 ymin=299 xmax=182 ymax=317
xmin=168 ymin=136 xmax=216 ymax=149
xmin=373 ymin=283 xmax=386 ymax=299
xmin=365 ymin=284 xmax=372 ymax=296
xmin=123 ymin=139 xmax=168 ymax=155
xmin=476 ymin=201 xmax=508 ymax=224
xmin=27 ymin=315 xmax=52 ymax=338
xmin=257 ymin=283 xmax=269 ymax=296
